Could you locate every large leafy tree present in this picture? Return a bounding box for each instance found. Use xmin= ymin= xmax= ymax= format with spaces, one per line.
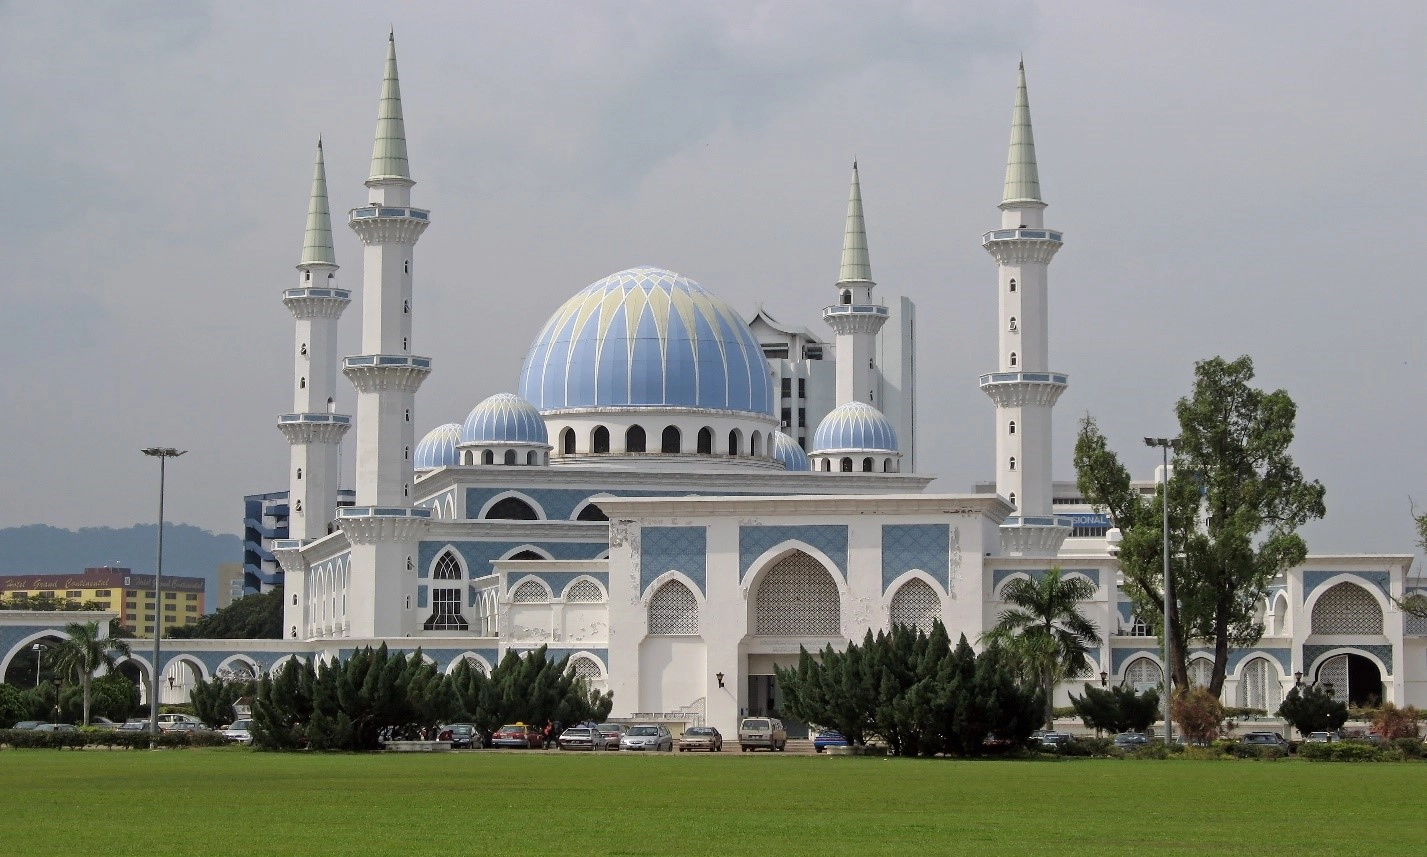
xmin=167 ymin=587 xmax=283 ymax=639
xmin=49 ymin=621 xmax=132 ymax=725
xmin=1069 ymin=684 xmax=1159 ymax=735
xmin=1075 ymin=355 xmax=1325 ymax=696
xmin=983 ymin=568 xmax=1101 ymax=729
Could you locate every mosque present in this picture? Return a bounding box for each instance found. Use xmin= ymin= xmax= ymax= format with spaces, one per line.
xmin=2 ymin=36 xmax=1422 ymax=728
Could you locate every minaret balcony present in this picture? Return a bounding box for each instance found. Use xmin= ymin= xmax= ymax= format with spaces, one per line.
xmin=999 ymin=515 xmax=1075 ymax=556
xmin=283 ymin=287 xmax=352 ymax=320
xmin=337 ymin=505 xmax=431 ymax=545
xmin=348 ymin=206 xmax=431 ymax=245
xmin=981 ymin=228 xmax=1063 ymax=264
xmin=276 ymin=413 xmax=351 ymax=445
xmin=343 ymin=354 xmax=432 ymax=394
xmin=978 ymin=371 xmax=1069 ymax=407
xmin=349 ymin=205 xmax=430 ymax=221
xmin=822 ymin=303 xmax=889 ymax=335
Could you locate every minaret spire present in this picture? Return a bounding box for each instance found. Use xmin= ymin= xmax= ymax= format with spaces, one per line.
xmin=1001 ymin=59 xmax=1041 ymax=206
xmin=369 ymin=31 xmax=411 ymax=184
xmin=839 ymin=161 xmax=873 ymax=284
xmin=299 ymin=138 xmax=337 ymax=267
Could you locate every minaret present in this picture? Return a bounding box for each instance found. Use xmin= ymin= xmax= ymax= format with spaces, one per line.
xmin=339 ymin=32 xmax=433 ymax=638
xmin=274 ymin=139 xmax=352 ymax=637
xmin=979 ymin=61 xmax=1070 ymax=555
xmin=822 ymin=162 xmax=889 ymax=406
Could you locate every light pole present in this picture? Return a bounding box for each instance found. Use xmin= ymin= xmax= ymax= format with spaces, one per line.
xmin=142 ymin=446 xmax=186 ymax=747
xmin=1144 ymin=436 xmax=1179 ymax=744
xmin=31 ymin=643 xmax=45 ymax=688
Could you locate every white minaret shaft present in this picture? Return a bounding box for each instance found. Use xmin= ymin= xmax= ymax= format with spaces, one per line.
xmin=823 ymin=162 xmax=888 ymax=406
xmin=346 ymin=32 xmax=431 ymax=508
xmin=279 ymin=138 xmax=351 ymax=542
xmin=980 ymin=61 xmax=1067 ymax=552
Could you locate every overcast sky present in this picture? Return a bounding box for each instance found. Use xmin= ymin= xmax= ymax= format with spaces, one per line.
xmin=2 ymin=1 xmax=1424 ymax=561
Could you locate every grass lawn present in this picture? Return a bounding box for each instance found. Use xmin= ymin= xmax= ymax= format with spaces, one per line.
xmin=3 ymin=750 xmax=1424 ymax=856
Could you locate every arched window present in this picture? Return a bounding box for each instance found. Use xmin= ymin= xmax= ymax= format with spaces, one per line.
xmin=508 ymin=550 xmax=544 ymax=560
xmin=1008 ymin=492 xmax=1016 ymax=507
xmin=626 ymin=425 xmax=646 ymax=453
xmin=565 ymin=579 xmax=604 ymax=603
xmin=576 ymin=503 xmax=608 ymax=522
xmin=432 ymin=551 xmax=462 ymax=580
xmin=592 ymin=426 xmax=610 ymax=454
xmin=526 ymin=450 xmax=538 ymax=465
xmin=862 ymin=457 xmax=873 ymax=472
xmin=424 ymin=551 xmax=468 ymax=631
xmin=1009 ymin=278 xmax=1017 ymax=292
xmin=482 ymin=449 xmax=494 ymax=465
xmin=405 ymin=409 xmax=410 ymax=422
xmin=463 ymin=450 xmax=473 ymax=465
xmin=570 ymin=656 xmax=602 ymax=682
xmin=485 ymin=496 xmax=538 ymax=520
xmin=750 ymin=431 xmax=762 ymax=457
xmin=299 ymin=377 xmax=306 ymax=389
xmin=841 ymin=290 xmax=851 ymax=305
xmin=1009 ymin=352 xmax=1018 ymax=367
xmin=1009 ymin=421 xmax=1016 ymax=435
xmin=1009 ymin=457 xmax=1017 ymax=471
xmin=659 ymin=422 xmax=682 ymax=450
xmin=883 ymin=458 xmax=894 ymax=472
xmin=754 ymin=551 xmax=840 ymax=635
xmin=648 ymin=580 xmax=699 ymax=635
xmin=1311 ymin=583 xmax=1383 ymax=634
xmin=511 ymin=580 xmax=549 ymax=602
xmin=1237 ymin=657 xmax=1282 ymax=712
xmin=840 ymin=457 xmax=853 ymax=472
xmin=1008 ymin=317 xmax=1017 ymax=331
xmin=503 ymin=450 xmax=517 ymax=465
xmin=697 ymin=427 xmax=714 ymax=454
xmin=404 ymin=260 xmax=410 ymax=274
xmin=889 ymin=579 xmax=940 ymax=634
xmin=1124 ymin=658 xmax=1163 ymax=691
xmin=1187 ymin=658 xmax=1213 ymax=688
xmin=326 ymin=397 xmax=334 ymax=413
xmin=821 ymin=459 xmax=831 ymax=472
xmin=561 ymin=428 xmax=575 ymax=455
xmin=728 ymin=429 xmax=741 ymax=456
xmin=403 ymin=299 xmax=409 ymax=314
xmin=296 ymin=468 xmax=303 ymax=480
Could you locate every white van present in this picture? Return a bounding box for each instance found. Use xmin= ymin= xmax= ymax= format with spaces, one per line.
xmin=737 ymin=717 xmax=787 ymax=752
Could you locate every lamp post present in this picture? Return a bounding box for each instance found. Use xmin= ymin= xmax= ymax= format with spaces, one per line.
xmin=52 ymin=675 xmax=62 ymax=725
xmin=31 ymin=643 xmax=45 ymax=688
xmin=1144 ymin=436 xmax=1179 ymax=744
xmin=142 ymin=446 xmax=186 ymax=748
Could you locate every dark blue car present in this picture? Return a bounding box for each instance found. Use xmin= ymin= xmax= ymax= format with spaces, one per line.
xmin=813 ymin=730 xmax=850 ymax=752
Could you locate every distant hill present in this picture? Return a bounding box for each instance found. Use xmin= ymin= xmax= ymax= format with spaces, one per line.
xmin=0 ymin=524 xmax=243 ymax=610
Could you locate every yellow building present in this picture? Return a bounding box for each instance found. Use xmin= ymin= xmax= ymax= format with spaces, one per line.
xmin=0 ymin=567 xmax=205 ymax=636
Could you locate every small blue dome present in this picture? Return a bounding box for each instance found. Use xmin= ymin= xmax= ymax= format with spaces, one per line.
xmin=517 ymin=266 xmax=775 ymax=416
xmin=414 ymin=423 xmax=462 ymax=470
xmin=771 ymin=431 xmax=811 ymax=471
xmin=811 ymin=401 xmax=898 ymax=453
xmin=461 ymin=393 xmax=548 ymax=445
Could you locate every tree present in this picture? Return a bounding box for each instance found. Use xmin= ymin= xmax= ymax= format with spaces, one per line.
xmin=1278 ymin=682 xmax=1348 ymax=737
xmin=983 ymin=568 xmax=1101 ymax=729
xmin=0 ymin=594 xmax=105 ymax=612
xmin=1372 ymin=703 xmax=1421 ymax=740
xmin=190 ymin=673 xmax=257 ymax=727
xmin=49 ymin=621 xmax=132 ymax=725
xmin=1069 ymin=684 xmax=1159 ymax=735
xmin=1075 ymin=356 xmax=1326 ymax=696
xmin=0 ymin=683 xmax=28 ymax=728
xmin=168 ymin=587 xmax=283 ymax=639
xmin=1172 ymin=686 xmax=1224 ymax=744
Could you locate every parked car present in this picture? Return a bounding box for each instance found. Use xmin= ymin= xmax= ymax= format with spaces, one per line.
xmin=11 ymin=721 xmax=44 ymax=731
xmin=558 ymin=726 xmax=598 ymax=751
xmin=157 ymin=713 xmax=205 ymax=733
xmin=222 ymin=719 xmax=254 ymax=745
xmin=813 ymin=730 xmax=850 ymax=752
xmin=677 ymin=726 xmax=723 ymax=752
xmin=32 ymin=723 xmax=79 ymax=733
xmin=1035 ymin=731 xmax=1072 ymax=749
xmin=1113 ymin=732 xmax=1149 ymax=749
xmin=438 ymin=723 xmax=481 ymax=749
xmin=88 ymin=717 xmax=120 ymax=729
xmin=490 ymin=723 xmax=543 ymax=749
xmin=594 ymin=723 xmax=623 ymax=750
xmin=1241 ymin=731 xmax=1288 ymax=747
xmin=117 ymin=719 xmax=149 ymax=732
xmin=619 ymin=724 xmax=673 ymax=752
xmin=1305 ymin=731 xmax=1336 ymax=744
xmin=737 ymin=717 xmax=787 ymax=752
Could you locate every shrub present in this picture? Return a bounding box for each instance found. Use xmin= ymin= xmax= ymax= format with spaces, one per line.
xmin=1372 ymin=703 xmax=1421 ymax=740
xmin=0 ymin=728 xmax=229 ymax=750
xmin=1298 ymin=741 xmax=1388 ymax=762
xmin=1058 ymin=736 xmax=1115 ymax=757
xmin=1172 ymin=687 xmax=1225 ymax=744
xmin=1279 ymin=684 xmax=1349 ymax=737
xmin=1390 ymin=738 xmax=1423 ymax=760
xmin=1179 ymin=745 xmax=1226 ymax=761
xmin=1217 ymin=740 xmax=1285 ymax=760
xmin=1126 ymin=743 xmax=1169 ymax=760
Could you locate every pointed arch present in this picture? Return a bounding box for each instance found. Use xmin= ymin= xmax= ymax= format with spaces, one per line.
xmin=500 ymin=544 xmax=553 ymax=561
xmin=444 ymin=652 xmax=492 ymax=676
xmin=562 ymin=576 xmax=606 ymax=603
xmin=1310 ymin=581 xmax=1385 ymax=635
xmin=750 ymin=549 xmax=841 ymax=636
xmin=510 ymin=577 xmax=552 ymax=603
xmin=647 ymin=578 xmax=700 ymax=635
xmin=625 ymin=425 xmax=646 ymax=453
xmin=697 ymin=427 xmax=714 ymax=454
xmin=728 ymin=428 xmax=742 ymax=456
xmin=428 ymin=546 xmax=468 ymax=580
xmin=1122 ymin=656 xmax=1163 ymax=690
xmin=561 ymin=427 xmax=575 ymax=455
xmin=1234 ymin=655 xmax=1283 ymax=712
xmin=661 ymin=425 xmax=681 ymax=453
xmin=216 ymin=654 xmax=261 ymax=680
xmin=478 ymin=490 xmax=546 ymax=521
xmin=1187 ymin=656 xmax=1214 ymax=688
xmin=888 ymin=577 xmax=942 ymax=634
xmin=592 ymin=425 xmax=610 ymax=453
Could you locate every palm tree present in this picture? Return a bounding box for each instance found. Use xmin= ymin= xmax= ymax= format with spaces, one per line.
xmin=984 ymin=568 xmax=1101 ymax=729
xmin=50 ymin=621 xmax=132 ymax=725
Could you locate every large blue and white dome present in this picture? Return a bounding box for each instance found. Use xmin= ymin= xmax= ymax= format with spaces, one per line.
xmin=770 ymin=431 xmax=811 ymax=471
xmin=413 ymin=423 xmax=462 ymax=470
xmin=517 ymin=266 xmax=775 ymax=416
xmin=461 ymin=393 xmax=548 ymax=446
xmin=811 ymin=401 xmax=899 ymax=453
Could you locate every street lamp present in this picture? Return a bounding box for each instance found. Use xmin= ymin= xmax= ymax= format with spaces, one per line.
xmin=51 ymin=676 xmax=62 ymax=725
xmin=1144 ymin=436 xmax=1179 ymax=745
xmin=142 ymin=446 xmax=186 ymax=748
xmin=31 ymin=643 xmax=45 ymax=688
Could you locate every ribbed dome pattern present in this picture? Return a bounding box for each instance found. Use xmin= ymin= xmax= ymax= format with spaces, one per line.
xmin=517 ymin=266 xmax=774 ymax=416
xmin=811 ymin=401 xmax=898 ymax=453
xmin=461 ymin=393 xmax=548 ymax=445
xmin=413 ymin=423 xmax=461 ymax=469
xmin=770 ymin=431 xmax=811 ymax=471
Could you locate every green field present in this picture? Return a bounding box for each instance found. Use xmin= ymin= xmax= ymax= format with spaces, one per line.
xmin=3 ymin=750 xmax=1424 ymax=855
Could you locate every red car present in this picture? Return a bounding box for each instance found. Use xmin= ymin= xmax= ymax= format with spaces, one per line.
xmin=491 ymin=723 xmax=543 ymax=749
